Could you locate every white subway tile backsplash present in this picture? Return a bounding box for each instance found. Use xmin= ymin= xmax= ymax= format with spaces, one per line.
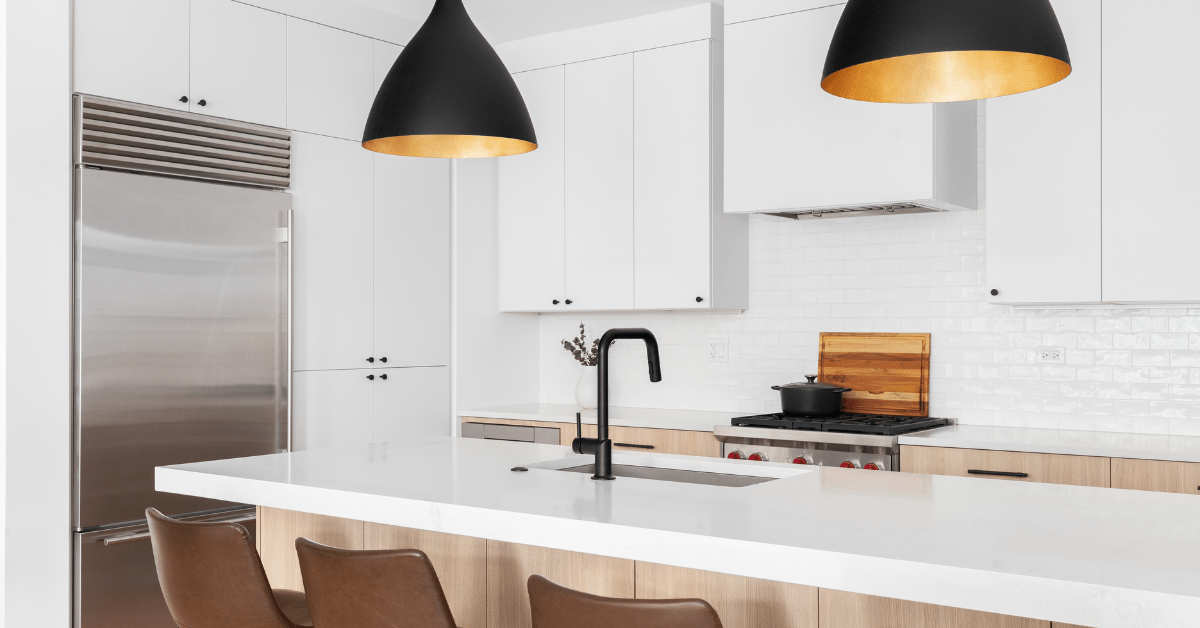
xmin=537 ymin=212 xmax=1200 ymax=436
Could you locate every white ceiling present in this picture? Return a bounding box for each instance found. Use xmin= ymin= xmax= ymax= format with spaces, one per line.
xmin=349 ymin=0 xmax=719 ymax=43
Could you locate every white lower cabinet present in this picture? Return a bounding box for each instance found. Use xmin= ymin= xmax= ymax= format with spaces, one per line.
xmin=293 ymin=367 xmax=449 ymax=451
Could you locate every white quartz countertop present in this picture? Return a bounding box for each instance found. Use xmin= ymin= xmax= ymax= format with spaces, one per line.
xmin=901 ymin=425 xmax=1200 ymax=463
xmin=459 ymin=403 xmax=738 ymax=432
xmin=158 ymin=438 xmax=1200 ymax=628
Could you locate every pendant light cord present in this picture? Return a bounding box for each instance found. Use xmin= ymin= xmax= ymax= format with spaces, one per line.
xmin=449 ymin=158 xmax=459 ymax=436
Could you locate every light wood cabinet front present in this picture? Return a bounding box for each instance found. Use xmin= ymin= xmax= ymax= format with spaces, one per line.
xmin=819 ymin=589 xmax=1049 ymax=628
xmin=459 ymin=417 xmax=720 ymax=457
xmin=1111 ymin=458 xmax=1200 ymax=495
xmin=256 ymin=506 xmax=364 ymax=591
xmin=637 ymin=562 xmax=817 ymax=628
xmin=365 ymin=523 xmax=486 ymax=628
xmin=487 ymin=541 xmax=634 ymax=628
xmin=901 ymin=446 xmax=1110 ymax=488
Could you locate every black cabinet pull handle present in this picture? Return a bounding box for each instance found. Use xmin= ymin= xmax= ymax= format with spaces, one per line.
xmin=565 ymin=299 xmax=573 ymax=305
xmin=366 ymin=374 xmax=375 ymax=380
xmin=614 ymin=443 xmax=654 ymax=450
xmin=967 ymin=469 xmax=1027 ymax=478
xmin=380 ymin=357 xmax=387 ymax=363
xmin=552 ymin=300 xmax=560 ymax=305
xmin=380 ymin=373 xmax=388 ymax=380
xmin=366 ymin=357 xmax=374 ymax=363
xmin=696 ymin=296 xmax=704 ymax=303
xmin=179 ymin=96 xmax=188 ymax=103
xmin=197 ymin=99 xmax=207 ymax=106
xmin=990 ymin=289 xmax=999 ymax=296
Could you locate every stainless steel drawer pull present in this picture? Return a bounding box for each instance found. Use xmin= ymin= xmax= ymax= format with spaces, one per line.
xmin=102 ymin=531 xmax=151 ymax=546
xmin=967 ymin=469 xmax=1028 ymax=478
xmin=614 ymin=443 xmax=654 ymax=450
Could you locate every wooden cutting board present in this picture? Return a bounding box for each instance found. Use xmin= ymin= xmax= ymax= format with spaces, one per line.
xmin=817 ymin=332 xmax=931 ymax=417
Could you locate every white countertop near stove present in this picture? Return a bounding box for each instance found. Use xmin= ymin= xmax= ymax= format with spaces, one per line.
xmin=157 ymin=437 xmax=1200 ymax=628
xmin=459 ymin=403 xmax=738 ymax=433
xmin=901 ymin=425 xmax=1200 ymax=463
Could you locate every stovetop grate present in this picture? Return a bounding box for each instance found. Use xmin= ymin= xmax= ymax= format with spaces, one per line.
xmin=730 ymin=413 xmax=949 ymax=436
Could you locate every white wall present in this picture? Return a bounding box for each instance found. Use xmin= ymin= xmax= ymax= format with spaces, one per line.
xmin=454 ymin=158 xmax=540 ymax=417
xmin=540 ymin=210 xmax=1200 ymax=436
xmin=5 ymin=0 xmax=73 ymax=625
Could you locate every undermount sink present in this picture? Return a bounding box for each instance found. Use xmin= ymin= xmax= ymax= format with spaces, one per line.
xmin=556 ymin=463 xmax=775 ymax=487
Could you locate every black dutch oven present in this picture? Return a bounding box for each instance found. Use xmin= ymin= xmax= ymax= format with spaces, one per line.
xmin=772 ymin=375 xmax=852 ymax=416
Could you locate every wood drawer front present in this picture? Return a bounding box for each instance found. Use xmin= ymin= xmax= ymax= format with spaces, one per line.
xmin=819 ymin=589 xmax=1048 ymax=628
xmin=461 ymin=416 xmax=574 ymax=446
xmin=256 ymin=506 xmax=364 ymax=591
xmin=365 ymin=523 xmax=486 ymax=628
xmin=901 ymin=446 xmax=1110 ymax=488
xmin=637 ymin=562 xmax=817 ymax=628
xmin=487 ymin=540 xmax=634 ymax=628
xmin=1111 ymin=457 xmax=1200 ymax=495
xmin=460 ymin=416 xmax=720 ymax=456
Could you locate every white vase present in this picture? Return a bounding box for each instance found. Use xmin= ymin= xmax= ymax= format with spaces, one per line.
xmin=575 ymin=365 xmax=598 ymax=409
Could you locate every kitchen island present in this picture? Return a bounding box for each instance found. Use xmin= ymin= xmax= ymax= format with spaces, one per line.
xmin=156 ymin=437 xmax=1200 ymax=628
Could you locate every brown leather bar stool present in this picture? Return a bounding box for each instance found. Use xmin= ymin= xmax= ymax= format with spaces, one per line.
xmin=295 ymin=537 xmax=458 ymax=628
xmin=145 ymin=507 xmax=313 ymax=628
xmin=528 ymin=575 xmax=723 ymax=628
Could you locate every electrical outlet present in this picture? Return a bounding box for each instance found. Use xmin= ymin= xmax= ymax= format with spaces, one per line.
xmin=1036 ymin=347 xmax=1065 ymax=364
xmin=708 ymin=336 xmax=728 ymax=363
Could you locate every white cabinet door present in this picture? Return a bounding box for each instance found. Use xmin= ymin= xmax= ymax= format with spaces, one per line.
xmin=373 ymin=155 xmax=450 ymax=367
xmin=373 ymin=367 xmax=450 ymax=443
xmin=634 ymin=41 xmax=712 ymax=310
xmin=189 ymin=0 xmax=286 ymax=127
xmin=373 ymin=40 xmax=403 ymax=99
xmin=74 ymin=0 xmax=190 ymax=110
xmin=564 ymin=54 xmax=635 ymax=311
xmin=292 ymin=370 xmax=374 ymax=451
xmin=724 ymin=5 xmax=933 ymax=213
xmin=986 ymin=0 xmax=1102 ymax=304
xmin=286 ymin=17 xmax=374 ymax=141
xmin=1102 ymin=0 xmax=1200 ymax=302
xmin=291 ymin=132 xmax=375 ymax=371
xmin=498 ymin=66 xmax=566 ymax=312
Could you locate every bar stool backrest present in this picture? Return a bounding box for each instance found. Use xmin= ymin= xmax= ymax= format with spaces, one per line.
xmin=527 ymin=574 xmax=723 ymax=628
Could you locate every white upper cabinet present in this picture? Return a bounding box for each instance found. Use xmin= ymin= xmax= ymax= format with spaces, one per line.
xmin=291 ymin=132 xmax=375 ymax=372
xmin=498 ymin=66 xmax=567 ymax=312
xmin=373 ymin=41 xmax=404 ymax=97
xmin=373 ymin=155 xmax=450 ymax=367
xmin=564 ymin=54 xmax=635 ymax=311
xmin=1101 ymin=0 xmax=1200 ymax=303
xmin=286 ymin=17 xmax=374 ymax=141
xmin=725 ymin=4 xmax=977 ymax=216
xmin=634 ymin=40 xmax=717 ymax=310
xmin=74 ymin=0 xmax=190 ymax=110
xmin=189 ymin=0 xmax=286 ymax=127
xmin=987 ymin=0 xmax=1102 ymax=305
xmin=373 ymin=367 xmax=450 ymax=443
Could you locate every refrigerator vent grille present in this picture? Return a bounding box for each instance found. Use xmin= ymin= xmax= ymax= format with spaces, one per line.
xmin=75 ymin=94 xmax=291 ymax=189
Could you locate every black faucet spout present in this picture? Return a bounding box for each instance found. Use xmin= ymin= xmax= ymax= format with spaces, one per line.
xmin=572 ymin=328 xmax=662 ymax=480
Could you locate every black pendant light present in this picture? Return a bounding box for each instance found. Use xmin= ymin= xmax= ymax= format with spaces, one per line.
xmin=821 ymin=0 xmax=1071 ymax=103
xmin=362 ymin=0 xmax=536 ymax=158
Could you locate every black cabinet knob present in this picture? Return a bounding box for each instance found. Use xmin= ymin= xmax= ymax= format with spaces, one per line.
xmin=380 ymin=373 xmax=388 ymax=380
xmin=197 ymin=99 xmax=207 ymax=107
xmin=366 ymin=357 xmax=374 ymax=363
xmin=380 ymin=357 xmax=387 ymax=363
xmin=990 ymin=289 xmax=999 ymax=296
xmin=552 ymin=300 xmax=560 ymax=305
xmin=565 ymin=299 xmax=573 ymax=305
xmin=179 ymin=96 xmax=188 ymax=103
xmin=696 ymin=296 xmax=704 ymax=303
xmin=366 ymin=374 xmax=375 ymax=380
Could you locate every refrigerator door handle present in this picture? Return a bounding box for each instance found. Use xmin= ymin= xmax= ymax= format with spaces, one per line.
xmin=100 ymin=513 xmax=256 ymax=546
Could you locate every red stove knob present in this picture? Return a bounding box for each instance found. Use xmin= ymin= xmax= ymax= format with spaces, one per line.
xmin=791 ymin=455 xmax=812 ymax=465
xmin=727 ymin=451 xmax=745 ymax=460
xmin=863 ymin=462 xmax=883 ymax=471
xmin=747 ymin=453 xmax=767 ymax=462
xmin=839 ymin=460 xmax=860 ymax=469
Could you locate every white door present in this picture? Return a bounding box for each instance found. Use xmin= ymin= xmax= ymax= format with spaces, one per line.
xmin=564 ymin=54 xmax=635 ymax=311
xmin=634 ymin=41 xmax=712 ymax=310
xmin=74 ymin=0 xmax=190 ymax=110
xmin=986 ymin=0 xmax=1102 ymax=304
xmin=286 ymin=17 xmax=374 ymax=141
xmin=373 ymin=40 xmax=403 ymax=99
xmin=724 ymin=6 xmax=933 ymax=213
xmin=1102 ymin=0 xmax=1200 ymax=302
xmin=498 ymin=66 xmax=566 ymax=312
xmin=189 ymin=0 xmax=286 ymax=127
xmin=292 ymin=370 xmax=374 ymax=451
xmin=291 ymin=132 xmax=375 ymax=371
xmin=373 ymin=154 xmax=450 ymax=367
xmin=373 ymin=367 xmax=450 ymax=444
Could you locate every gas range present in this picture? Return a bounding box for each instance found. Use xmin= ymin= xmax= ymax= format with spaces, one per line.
xmin=713 ymin=412 xmax=951 ymax=472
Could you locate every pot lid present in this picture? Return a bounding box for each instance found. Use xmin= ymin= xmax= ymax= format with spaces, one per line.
xmin=775 ymin=375 xmax=847 ymax=391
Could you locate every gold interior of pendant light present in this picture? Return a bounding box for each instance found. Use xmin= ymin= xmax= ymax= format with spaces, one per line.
xmin=362 ymin=134 xmax=538 ymax=158
xmin=822 ymin=50 xmax=1072 ymax=103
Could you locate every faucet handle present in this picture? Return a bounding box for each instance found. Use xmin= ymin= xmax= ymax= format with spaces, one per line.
xmin=576 ymin=412 xmax=582 ymax=440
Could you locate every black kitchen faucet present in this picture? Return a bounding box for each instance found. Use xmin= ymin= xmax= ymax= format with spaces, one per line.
xmin=572 ymin=328 xmax=662 ymax=480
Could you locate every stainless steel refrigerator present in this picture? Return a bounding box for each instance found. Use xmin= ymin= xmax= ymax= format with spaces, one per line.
xmin=72 ymin=163 xmax=291 ymax=627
